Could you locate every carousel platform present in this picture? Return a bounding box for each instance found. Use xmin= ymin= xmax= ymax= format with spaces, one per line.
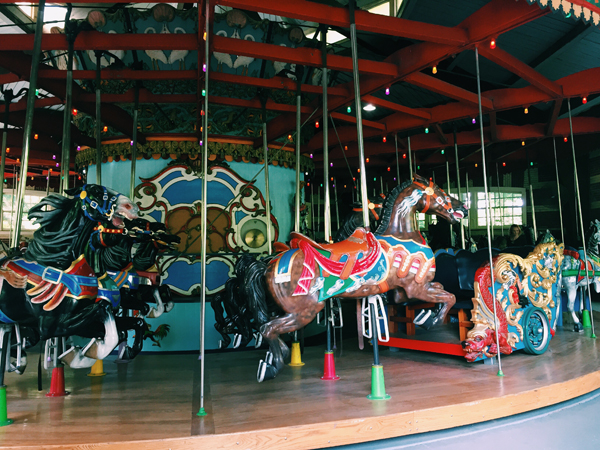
xmin=1 ymin=324 xmax=599 ymax=450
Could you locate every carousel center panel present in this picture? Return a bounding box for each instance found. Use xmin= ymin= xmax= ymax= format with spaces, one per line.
xmin=1 ymin=330 xmax=599 ymax=450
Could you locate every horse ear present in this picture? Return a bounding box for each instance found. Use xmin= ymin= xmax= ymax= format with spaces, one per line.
xmin=413 ymin=173 xmax=426 ymax=184
xmin=65 ymin=186 xmax=83 ymax=197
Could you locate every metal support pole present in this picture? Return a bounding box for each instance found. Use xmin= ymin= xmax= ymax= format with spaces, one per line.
xmin=294 ymin=94 xmax=301 ymax=233
xmin=46 ymin=169 xmax=51 ymax=197
xmin=262 ymin=122 xmax=272 ymax=255
xmin=526 ymin=149 xmax=537 ymax=239
xmin=334 ymin=177 xmax=340 ymax=230
xmin=310 ymin=182 xmax=314 ymax=239
xmin=95 ymin=51 xmax=102 ymax=185
xmin=568 ymin=98 xmax=596 ymax=337
xmin=317 ymin=185 xmax=321 ymax=237
xmin=321 ymin=30 xmax=331 ymax=242
xmin=11 ymin=0 xmax=45 ymax=248
xmin=475 ymin=46 xmax=503 ymax=375
xmin=130 ymin=86 xmax=139 ymax=199
xmin=496 ymin=162 xmax=504 ymax=236
xmin=454 ymin=130 xmax=465 ymax=249
xmin=408 ymin=136 xmax=413 ymax=180
xmin=553 ymin=138 xmax=565 ymax=243
xmin=61 ymin=38 xmax=74 ymax=194
xmin=465 ymin=171 xmax=471 ymax=238
xmin=370 ymin=302 xmax=380 ymax=366
xmin=0 ymin=96 xmax=11 ymax=226
xmin=198 ymin=0 xmax=210 ymax=417
xmin=394 ymin=134 xmax=400 ymax=185
xmin=349 ymin=0 xmax=369 ymax=230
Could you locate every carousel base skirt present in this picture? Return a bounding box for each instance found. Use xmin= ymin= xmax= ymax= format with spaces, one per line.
xmin=1 ymin=326 xmax=599 ymax=450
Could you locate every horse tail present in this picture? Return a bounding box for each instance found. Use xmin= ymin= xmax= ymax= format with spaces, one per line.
xmin=243 ymin=259 xmax=270 ymax=326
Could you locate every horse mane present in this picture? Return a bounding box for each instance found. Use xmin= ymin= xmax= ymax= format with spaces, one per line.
xmin=25 ymin=194 xmax=88 ymax=269
xmin=334 ymin=203 xmax=366 ymax=242
xmin=375 ymin=179 xmax=413 ymax=234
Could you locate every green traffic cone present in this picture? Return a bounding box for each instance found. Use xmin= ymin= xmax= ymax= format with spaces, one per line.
xmin=0 ymin=385 xmax=13 ymax=426
xmin=582 ymin=310 xmax=592 ymax=329
xmin=367 ymin=365 xmax=391 ymax=400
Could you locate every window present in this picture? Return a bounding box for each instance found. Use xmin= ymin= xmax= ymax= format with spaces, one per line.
xmin=418 ymin=212 xmax=436 ymax=231
xmin=2 ymin=191 xmax=44 ymax=232
xmin=466 ymin=188 xmax=525 ymax=229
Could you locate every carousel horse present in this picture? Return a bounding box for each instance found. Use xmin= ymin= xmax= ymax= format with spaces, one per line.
xmin=86 ymin=217 xmax=180 ymax=360
xmin=246 ymin=174 xmax=468 ymax=382
xmin=334 ymin=195 xmax=384 ymax=243
xmin=0 ymin=185 xmax=139 ymax=370
xmin=561 ymin=220 xmax=600 ymax=332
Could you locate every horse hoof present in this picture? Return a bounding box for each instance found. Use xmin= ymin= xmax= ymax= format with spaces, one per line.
xmin=574 ymin=323 xmax=584 ymax=333
xmin=254 ymin=333 xmax=263 ymax=348
xmin=257 ymin=360 xmax=267 ymax=383
xmin=164 ymin=301 xmax=174 ymax=313
xmin=233 ymin=334 xmax=242 ymax=349
xmin=265 ymin=351 xmax=273 ymax=366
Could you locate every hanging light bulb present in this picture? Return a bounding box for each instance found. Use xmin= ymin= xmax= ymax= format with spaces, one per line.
xmin=330 ymin=162 xmax=333 ymax=167
xmin=5 ymin=148 xmax=8 ymax=153
xmin=432 ymin=65 xmax=437 ymax=74
xmin=52 ymin=154 xmax=56 ymax=160
xmin=310 ymin=153 xmax=313 ymax=158
xmin=521 ymin=140 xmax=525 ymax=146
xmin=288 ymin=134 xmax=292 ymax=141
xmin=72 ymin=108 xmax=77 ymax=115
xmin=403 ymin=153 xmax=406 ymax=159
xmin=387 ymin=167 xmax=391 ymax=172
xmin=425 ymin=127 xmax=429 ymax=134
xmin=201 ymin=89 xmax=206 ymax=97
xmin=347 ymin=106 xmax=351 ymax=113
xmin=564 ymin=136 xmax=568 ymax=142
xmin=383 ymin=136 xmax=387 ymax=143
xmin=530 ymin=161 xmax=534 ymax=166
xmin=472 ymin=118 xmax=476 ymax=124
xmin=385 ymin=87 xmax=390 ymax=96
xmin=344 ymin=145 xmax=348 ymax=151
xmin=524 ymin=107 xmax=529 ymax=114
xmin=366 ymin=157 xmax=370 ymax=163
xmin=475 ymin=163 xmax=478 ymax=168
xmin=315 ymin=121 xmax=319 ymax=128
xmin=203 ymin=63 xmax=207 ymax=73
xmin=441 ymin=149 xmax=445 ymax=155
xmin=103 ymin=126 xmax=108 ymax=132
xmin=34 ymin=134 xmax=38 ymax=140
xmin=490 ymin=39 xmax=496 ymax=49
xmin=503 ymin=162 xmax=506 ymax=167
xmin=583 ymin=97 xmax=588 ymax=104
xmin=358 ymin=168 xmax=360 ymax=173
xmin=77 ymin=146 xmax=81 ymax=151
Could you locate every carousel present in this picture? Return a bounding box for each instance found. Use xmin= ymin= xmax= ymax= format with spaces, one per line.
xmin=0 ymin=0 xmax=600 ymax=448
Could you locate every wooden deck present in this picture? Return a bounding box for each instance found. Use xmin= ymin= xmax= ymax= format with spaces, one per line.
xmin=1 ymin=327 xmax=600 ymax=450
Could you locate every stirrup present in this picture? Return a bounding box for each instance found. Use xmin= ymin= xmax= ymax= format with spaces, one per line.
xmin=361 ymin=295 xmax=389 ymax=342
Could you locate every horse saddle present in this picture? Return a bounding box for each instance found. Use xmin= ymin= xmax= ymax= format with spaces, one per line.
xmin=290 ymin=228 xmax=377 ymax=280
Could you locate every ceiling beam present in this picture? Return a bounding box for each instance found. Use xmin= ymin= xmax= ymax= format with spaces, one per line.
xmin=212 ymin=34 xmax=398 ymax=76
xmin=362 ymin=94 xmax=431 ymax=120
xmin=477 ymin=46 xmax=562 ymax=98
xmin=546 ymin=99 xmax=562 ymax=136
xmin=405 ymin=72 xmax=493 ymax=109
xmin=215 ymin=0 xmax=468 ymax=45
xmin=433 ymin=124 xmax=448 ymax=145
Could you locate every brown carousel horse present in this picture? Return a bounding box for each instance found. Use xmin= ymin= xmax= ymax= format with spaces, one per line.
xmin=248 ymin=174 xmax=468 ymax=381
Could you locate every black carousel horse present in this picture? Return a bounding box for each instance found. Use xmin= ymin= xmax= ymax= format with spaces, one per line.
xmin=85 ymin=217 xmax=180 ymax=360
xmin=0 ymin=185 xmax=139 ymax=370
xmin=334 ymin=195 xmax=384 ymax=243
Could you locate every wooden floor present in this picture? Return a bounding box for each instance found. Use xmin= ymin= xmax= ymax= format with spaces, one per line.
xmin=2 ymin=325 xmax=600 ymax=450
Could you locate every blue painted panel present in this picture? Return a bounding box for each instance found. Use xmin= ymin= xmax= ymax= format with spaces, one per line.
xmin=158 ymin=170 xmax=182 ymax=188
xmin=148 ymin=210 xmax=163 ymax=223
xmin=164 ymin=259 xmax=231 ymax=292
xmin=235 ymin=211 xmax=246 ymax=224
xmin=215 ymin=171 xmax=239 ymax=189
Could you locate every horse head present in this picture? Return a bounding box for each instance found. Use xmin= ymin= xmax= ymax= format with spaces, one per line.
xmin=66 ymin=184 xmax=139 ymax=228
xmin=411 ymin=174 xmax=468 ymax=224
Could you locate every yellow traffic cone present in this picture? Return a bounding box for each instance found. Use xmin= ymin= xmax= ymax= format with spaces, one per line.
xmin=87 ymin=360 xmax=106 ymax=377
xmin=288 ymin=341 xmax=305 ymax=366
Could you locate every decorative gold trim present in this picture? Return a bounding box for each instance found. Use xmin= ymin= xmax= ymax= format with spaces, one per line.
xmin=75 ymin=140 xmax=315 ymax=172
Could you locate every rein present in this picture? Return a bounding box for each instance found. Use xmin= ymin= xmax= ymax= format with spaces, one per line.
xmin=412 ymin=179 xmax=453 ymax=214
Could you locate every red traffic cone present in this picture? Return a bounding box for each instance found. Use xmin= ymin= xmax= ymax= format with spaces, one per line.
xmin=46 ymin=367 xmax=69 ymax=397
xmin=321 ymin=350 xmax=340 ymax=380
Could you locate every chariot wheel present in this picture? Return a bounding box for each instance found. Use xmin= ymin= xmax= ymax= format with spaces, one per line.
xmin=522 ymin=307 xmax=550 ymax=355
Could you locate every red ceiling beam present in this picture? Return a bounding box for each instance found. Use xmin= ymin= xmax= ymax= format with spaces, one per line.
xmin=329 ymin=112 xmax=385 ymax=131
xmin=0 ymin=73 xmax=20 ymax=85
xmin=405 ymin=72 xmax=493 ymax=110
xmin=38 ymin=69 xmax=198 ymax=81
xmin=212 ymin=34 xmax=398 ymax=76
xmin=362 ymin=95 xmax=431 ymax=120
xmin=0 ymin=32 xmax=197 ymax=52
xmin=215 ymin=0 xmax=468 ymax=45
xmin=0 ymin=97 xmax=62 ymax=113
xmin=478 ymin=46 xmax=562 ymax=98
xmin=546 ymin=99 xmax=563 ymax=136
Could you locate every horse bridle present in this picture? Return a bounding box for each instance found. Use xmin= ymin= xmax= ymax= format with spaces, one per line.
xmin=353 ymin=197 xmax=384 ymax=221
xmin=412 ymin=179 xmax=453 ymax=215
